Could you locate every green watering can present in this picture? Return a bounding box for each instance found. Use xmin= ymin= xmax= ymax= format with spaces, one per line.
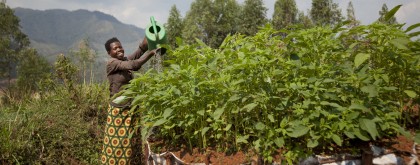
xmin=145 ymin=16 xmax=167 ymax=50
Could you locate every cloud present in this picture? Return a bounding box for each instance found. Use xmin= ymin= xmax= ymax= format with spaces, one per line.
xmin=6 ymin=0 xmax=420 ymax=28
xmin=396 ymin=0 xmax=420 ymax=26
xmin=7 ymin=0 xmax=194 ymax=28
xmin=102 ymin=0 xmax=195 ymax=28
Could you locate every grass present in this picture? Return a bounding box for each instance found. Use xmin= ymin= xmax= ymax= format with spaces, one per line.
xmin=0 ymin=83 xmax=108 ymax=164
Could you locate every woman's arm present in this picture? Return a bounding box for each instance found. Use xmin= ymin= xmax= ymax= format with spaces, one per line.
xmin=126 ymin=48 xmax=144 ymax=60
xmin=131 ymin=48 xmax=158 ymax=69
xmin=107 ymin=48 xmax=159 ymax=73
xmin=127 ymin=37 xmax=148 ymax=60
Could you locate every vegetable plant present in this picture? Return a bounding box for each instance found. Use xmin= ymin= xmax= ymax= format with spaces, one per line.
xmin=118 ymin=13 xmax=420 ymax=163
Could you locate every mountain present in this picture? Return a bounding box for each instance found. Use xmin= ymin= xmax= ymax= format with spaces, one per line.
xmin=13 ymin=8 xmax=146 ymax=62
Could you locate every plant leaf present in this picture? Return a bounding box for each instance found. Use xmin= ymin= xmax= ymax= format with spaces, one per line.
xmin=112 ymin=95 xmax=129 ymax=105
xmin=344 ymin=131 xmax=355 ymax=139
xmin=274 ymin=137 xmax=285 ymax=148
xmin=385 ymin=5 xmax=402 ymax=22
xmin=197 ymin=110 xmax=205 ymax=116
xmin=331 ymin=134 xmax=343 ymax=146
xmin=201 ymin=127 xmax=210 ymax=136
xmin=390 ymin=38 xmax=409 ymax=50
xmin=405 ymin=23 xmax=420 ymax=32
xmin=163 ymin=108 xmax=173 ymax=119
xmin=349 ymin=103 xmax=368 ymax=111
xmin=212 ymin=108 xmax=225 ymax=120
xmin=359 ymin=118 xmax=379 ymax=140
xmin=354 ymin=53 xmax=370 ymax=68
xmin=409 ymin=31 xmax=420 ymax=38
xmin=237 ymin=135 xmax=249 ymax=144
xmin=361 ymin=85 xmax=378 ymax=97
xmin=255 ymin=122 xmax=266 ymax=131
xmin=228 ymin=94 xmax=241 ymax=102
xmin=153 ymin=118 xmax=167 ymax=127
xmin=224 ymin=124 xmax=232 ymax=131
xmin=404 ymin=90 xmax=418 ymax=98
xmin=242 ymin=103 xmax=258 ymax=112
xmin=354 ymin=128 xmax=371 ymax=141
xmin=268 ymin=114 xmax=275 ymax=123
xmin=347 ymin=111 xmax=360 ymax=120
xmin=288 ymin=125 xmax=309 ymax=138
xmin=307 ymin=139 xmax=319 ymax=148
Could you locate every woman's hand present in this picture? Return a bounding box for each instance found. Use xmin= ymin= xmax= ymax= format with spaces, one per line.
xmin=150 ymin=48 xmax=161 ymax=55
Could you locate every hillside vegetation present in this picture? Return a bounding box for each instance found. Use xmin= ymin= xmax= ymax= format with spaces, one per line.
xmin=13 ymin=8 xmax=145 ymax=62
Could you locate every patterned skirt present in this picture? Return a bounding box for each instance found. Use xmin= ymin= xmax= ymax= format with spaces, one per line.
xmin=100 ymin=105 xmax=142 ymax=165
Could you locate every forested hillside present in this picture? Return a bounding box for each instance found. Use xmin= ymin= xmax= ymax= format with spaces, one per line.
xmin=13 ymin=8 xmax=145 ymax=62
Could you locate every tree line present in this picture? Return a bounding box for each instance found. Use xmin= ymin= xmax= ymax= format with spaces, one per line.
xmin=165 ymin=0 xmax=397 ymax=49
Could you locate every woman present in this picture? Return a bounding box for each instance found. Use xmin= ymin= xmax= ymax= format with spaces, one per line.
xmin=101 ymin=37 xmax=158 ymax=165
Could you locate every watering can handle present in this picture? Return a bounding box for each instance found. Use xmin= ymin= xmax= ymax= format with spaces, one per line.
xmin=150 ymin=17 xmax=159 ymax=41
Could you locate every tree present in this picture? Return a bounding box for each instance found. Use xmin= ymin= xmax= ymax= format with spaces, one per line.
xmin=70 ymin=38 xmax=96 ymax=84
xmin=54 ymin=54 xmax=79 ymax=101
xmin=310 ymin=0 xmax=343 ymax=26
xmin=16 ymin=48 xmax=51 ymax=91
xmin=346 ymin=1 xmax=360 ymax=28
xmin=182 ymin=0 xmax=214 ymax=46
xmin=297 ymin=11 xmax=313 ymax=29
xmin=297 ymin=11 xmax=313 ymax=28
xmin=331 ymin=2 xmax=344 ymax=25
xmin=378 ymin=3 xmax=397 ymax=24
xmin=209 ymin=0 xmax=240 ymax=47
xmin=272 ymin=0 xmax=298 ymax=30
xmin=0 ymin=2 xmax=29 ymax=86
xmin=182 ymin=0 xmax=240 ymax=48
xmin=237 ymin=0 xmax=268 ymax=36
xmin=165 ymin=5 xmax=184 ymax=48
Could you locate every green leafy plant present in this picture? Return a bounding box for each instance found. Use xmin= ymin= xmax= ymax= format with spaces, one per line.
xmin=120 ymin=8 xmax=419 ymax=163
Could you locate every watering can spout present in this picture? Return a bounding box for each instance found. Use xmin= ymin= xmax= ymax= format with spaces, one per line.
xmin=145 ymin=16 xmax=167 ymax=50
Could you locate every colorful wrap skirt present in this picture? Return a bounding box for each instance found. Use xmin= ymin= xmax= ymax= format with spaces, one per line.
xmin=100 ymin=105 xmax=142 ymax=165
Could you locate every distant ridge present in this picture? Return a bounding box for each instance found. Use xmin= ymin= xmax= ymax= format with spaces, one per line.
xmin=13 ymin=8 xmax=146 ymax=62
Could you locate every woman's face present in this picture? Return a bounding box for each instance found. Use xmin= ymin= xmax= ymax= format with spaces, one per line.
xmin=108 ymin=42 xmax=125 ymax=60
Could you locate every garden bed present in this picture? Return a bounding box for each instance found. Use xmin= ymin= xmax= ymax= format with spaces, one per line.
xmin=145 ymin=134 xmax=417 ymax=164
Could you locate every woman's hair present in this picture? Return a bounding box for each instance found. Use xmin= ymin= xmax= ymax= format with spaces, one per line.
xmin=105 ymin=37 xmax=120 ymax=52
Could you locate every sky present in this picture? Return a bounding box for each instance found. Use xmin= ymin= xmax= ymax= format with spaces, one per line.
xmin=5 ymin=0 xmax=420 ymax=29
